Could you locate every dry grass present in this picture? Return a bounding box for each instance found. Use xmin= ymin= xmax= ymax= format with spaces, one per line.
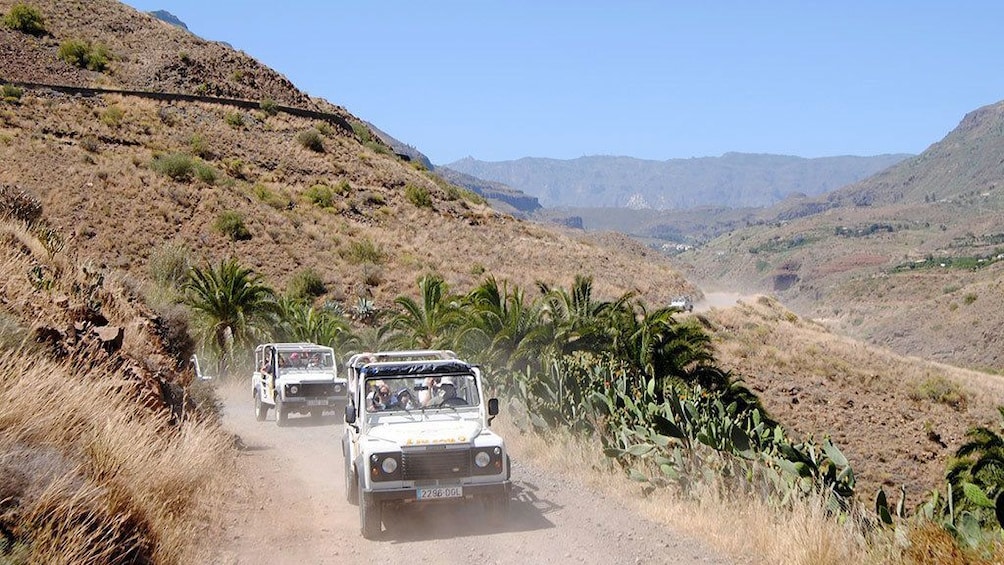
xmin=0 ymin=353 xmax=235 ymax=564
xmin=497 ymin=416 xmax=1004 ymax=565
xmin=0 ymin=217 xmax=235 ymax=563
xmin=497 ymin=417 xmax=872 ymax=564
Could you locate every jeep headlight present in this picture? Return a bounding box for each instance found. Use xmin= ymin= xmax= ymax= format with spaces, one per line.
xmin=474 ymin=451 xmax=491 ymax=468
xmin=381 ymin=457 xmax=398 ymax=474
xmin=472 ymin=447 xmax=503 ymax=475
xmin=370 ymin=453 xmax=402 ymax=481
xmin=289 ymin=385 xmax=299 ymax=395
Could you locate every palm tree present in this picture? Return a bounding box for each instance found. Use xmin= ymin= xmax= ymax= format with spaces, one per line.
xmin=458 ymin=276 xmax=544 ymax=372
xmin=601 ymin=298 xmax=716 ymax=399
xmin=390 ymin=274 xmax=463 ymax=349
xmin=184 ymin=259 xmax=276 ymax=376
xmin=274 ymin=296 xmax=354 ymax=352
xmin=536 ymin=274 xmax=613 ymax=357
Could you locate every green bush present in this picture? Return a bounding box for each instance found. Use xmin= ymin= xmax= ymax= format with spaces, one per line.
xmin=57 ymin=39 xmax=88 ymax=67
xmin=148 ymin=243 xmax=193 ymax=289
xmin=193 ymin=161 xmax=217 ymax=184
xmin=259 ymin=98 xmax=278 ymax=116
xmin=3 ymin=3 xmax=45 ymax=35
xmin=305 ymin=184 xmax=335 ymax=208
xmin=57 ymin=40 xmax=110 ymax=71
xmin=224 ymin=112 xmax=245 ymax=128
xmin=214 ymin=211 xmax=251 ymax=241
xmin=2 ymin=84 xmax=23 ymax=103
xmin=350 ymin=120 xmax=371 ymax=142
xmin=188 ymin=134 xmax=210 ymax=158
xmin=343 ymin=238 xmax=385 ymax=265
xmin=250 ymin=183 xmax=289 ymax=210
xmin=150 ymin=153 xmax=195 ymax=182
xmin=405 ymin=184 xmax=432 ymax=208
xmin=315 ymin=121 xmax=333 ymax=136
xmin=287 ymin=268 xmax=326 ymax=300
xmin=910 ymin=375 xmax=969 ymax=410
xmin=296 ymin=129 xmax=324 ymax=152
xmin=87 ymin=43 xmax=110 ymax=71
xmin=100 ymin=106 xmax=124 ymax=127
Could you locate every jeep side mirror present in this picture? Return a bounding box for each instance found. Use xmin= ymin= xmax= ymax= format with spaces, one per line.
xmin=344 ymin=404 xmax=356 ymax=425
xmin=487 ymin=398 xmax=499 ymax=426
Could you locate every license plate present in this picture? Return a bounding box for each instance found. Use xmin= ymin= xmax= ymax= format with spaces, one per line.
xmin=416 ymin=486 xmax=463 ymax=500
xmin=307 ymin=399 xmax=327 ymax=406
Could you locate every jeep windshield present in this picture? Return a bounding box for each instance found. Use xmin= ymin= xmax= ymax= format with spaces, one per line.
xmin=363 ymin=374 xmax=479 ymax=413
xmin=276 ymin=349 xmax=335 ymax=372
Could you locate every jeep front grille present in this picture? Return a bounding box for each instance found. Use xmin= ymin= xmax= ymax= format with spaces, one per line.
xmin=402 ymin=449 xmax=471 ymax=480
xmin=295 ymin=383 xmax=338 ymax=397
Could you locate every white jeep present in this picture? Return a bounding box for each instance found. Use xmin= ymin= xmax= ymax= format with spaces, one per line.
xmin=341 ymin=350 xmax=511 ymax=539
xmin=252 ymin=342 xmax=347 ymax=426
xmin=670 ymin=296 xmax=694 ymax=312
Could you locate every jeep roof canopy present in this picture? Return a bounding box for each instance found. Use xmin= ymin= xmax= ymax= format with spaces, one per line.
xmin=359 ymin=360 xmax=474 ymax=378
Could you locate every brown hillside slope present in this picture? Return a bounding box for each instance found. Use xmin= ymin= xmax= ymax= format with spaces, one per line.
xmin=0 ymin=0 xmax=325 ymax=109
xmin=0 ymin=0 xmax=694 ymax=307
xmin=683 ymin=100 xmax=1004 ymax=370
xmin=701 ymin=296 xmax=1004 ymax=500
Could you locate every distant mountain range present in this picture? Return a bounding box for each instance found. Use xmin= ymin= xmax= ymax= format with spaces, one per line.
xmin=445 ymin=153 xmax=911 ymax=209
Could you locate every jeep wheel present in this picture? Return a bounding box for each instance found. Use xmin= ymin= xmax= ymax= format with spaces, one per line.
xmin=359 ymin=484 xmax=381 ymax=539
xmin=275 ymin=401 xmax=288 ymax=427
xmin=345 ymin=464 xmax=359 ymax=506
xmin=253 ymin=390 xmax=268 ymax=422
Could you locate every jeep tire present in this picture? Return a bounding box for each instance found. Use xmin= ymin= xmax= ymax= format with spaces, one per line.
xmin=345 ymin=463 xmax=359 ymax=505
xmin=275 ymin=400 xmax=288 ymax=427
xmin=359 ymin=485 xmax=381 ymax=539
xmin=254 ymin=390 xmax=268 ymax=422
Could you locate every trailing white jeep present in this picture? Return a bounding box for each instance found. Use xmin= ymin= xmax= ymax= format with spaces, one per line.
xmin=670 ymin=295 xmax=694 ymax=312
xmin=341 ymin=350 xmax=511 ymax=539
xmin=252 ymin=342 xmax=347 ymax=426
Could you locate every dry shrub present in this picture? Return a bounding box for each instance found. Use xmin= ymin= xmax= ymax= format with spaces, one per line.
xmin=0 ymin=354 xmax=234 ymax=563
xmin=902 ymin=521 xmax=1001 ymax=564
xmin=0 ymin=184 xmax=42 ymax=225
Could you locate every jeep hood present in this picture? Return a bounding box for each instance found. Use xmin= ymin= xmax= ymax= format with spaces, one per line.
xmin=366 ymin=419 xmax=483 ymax=447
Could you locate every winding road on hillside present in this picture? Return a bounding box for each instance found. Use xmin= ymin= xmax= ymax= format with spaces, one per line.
xmin=204 ymin=382 xmax=731 ymax=565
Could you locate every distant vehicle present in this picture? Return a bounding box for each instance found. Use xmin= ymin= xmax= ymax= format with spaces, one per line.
xmin=252 ymin=342 xmax=347 ymax=426
xmin=670 ymin=296 xmax=694 ymax=312
xmin=341 ymin=350 xmax=510 ymax=539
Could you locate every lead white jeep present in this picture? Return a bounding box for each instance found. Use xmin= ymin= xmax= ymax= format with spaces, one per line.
xmin=341 ymin=350 xmax=511 ymax=539
xmin=252 ymin=342 xmax=347 ymax=426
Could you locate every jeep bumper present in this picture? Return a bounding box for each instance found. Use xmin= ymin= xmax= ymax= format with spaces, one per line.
xmin=362 ymin=480 xmax=511 ymax=504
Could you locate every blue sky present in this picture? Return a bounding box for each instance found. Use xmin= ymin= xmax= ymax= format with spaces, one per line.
xmin=122 ymin=1 xmax=1004 ymax=165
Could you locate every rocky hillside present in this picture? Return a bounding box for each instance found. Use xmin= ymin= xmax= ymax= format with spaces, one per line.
xmin=681 ymin=99 xmax=1004 ymax=371
xmin=0 ymin=0 xmax=693 ymax=311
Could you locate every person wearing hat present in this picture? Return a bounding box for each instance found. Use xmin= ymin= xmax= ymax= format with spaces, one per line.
xmin=396 ymin=388 xmax=419 ymax=409
xmin=435 ymin=377 xmax=467 ymax=407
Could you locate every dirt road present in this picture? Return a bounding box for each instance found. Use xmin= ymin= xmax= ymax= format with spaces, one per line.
xmin=205 ymin=382 xmax=731 ymax=565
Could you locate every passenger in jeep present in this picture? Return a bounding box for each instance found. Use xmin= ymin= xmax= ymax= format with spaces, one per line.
xmin=396 ymin=388 xmax=419 ymax=409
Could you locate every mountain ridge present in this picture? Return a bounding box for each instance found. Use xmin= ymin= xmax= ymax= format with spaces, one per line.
xmin=446 ymin=152 xmax=911 ymax=209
